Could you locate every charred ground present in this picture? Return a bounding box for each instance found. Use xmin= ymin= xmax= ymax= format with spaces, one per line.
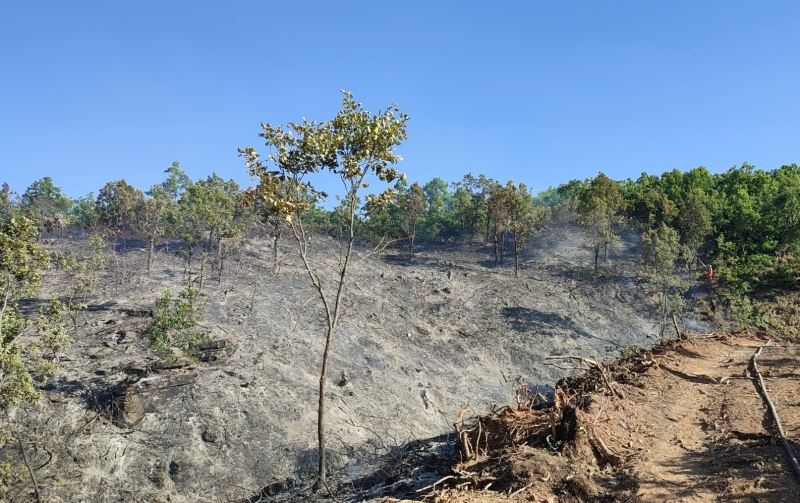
xmin=6 ymin=224 xmax=729 ymax=502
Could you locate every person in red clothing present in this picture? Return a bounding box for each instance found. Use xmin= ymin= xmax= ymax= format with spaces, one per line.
xmin=706 ymin=263 xmax=714 ymax=282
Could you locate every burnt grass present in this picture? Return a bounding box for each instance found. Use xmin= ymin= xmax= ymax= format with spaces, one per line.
xmin=7 ymin=224 xmax=703 ymax=502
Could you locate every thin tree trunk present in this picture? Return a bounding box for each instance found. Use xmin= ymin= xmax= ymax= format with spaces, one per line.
xmin=493 ymin=228 xmax=499 ymax=265
xmin=513 ymin=233 xmax=519 ymax=277
xmin=409 ymin=221 xmax=416 ymax=258
xmin=198 ymin=252 xmax=206 ymax=292
xmin=594 ymin=245 xmax=599 ymax=272
xmin=217 ymin=239 xmax=224 ymax=284
xmin=249 ymin=279 xmax=257 ymax=312
xmin=272 ymin=221 xmax=280 ymax=273
xmin=16 ymin=430 xmax=41 ymax=503
xmin=0 ymin=283 xmax=11 ymax=342
xmin=147 ymin=236 xmax=155 ymax=274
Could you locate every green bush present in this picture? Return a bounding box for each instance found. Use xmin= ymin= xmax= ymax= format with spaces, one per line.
xmin=146 ymin=285 xmax=209 ymax=360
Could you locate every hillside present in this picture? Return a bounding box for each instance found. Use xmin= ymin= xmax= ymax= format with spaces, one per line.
xmin=5 ymin=224 xmax=688 ymax=502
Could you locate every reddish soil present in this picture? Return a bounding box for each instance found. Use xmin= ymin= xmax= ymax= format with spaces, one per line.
xmin=389 ymin=332 xmax=800 ymax=502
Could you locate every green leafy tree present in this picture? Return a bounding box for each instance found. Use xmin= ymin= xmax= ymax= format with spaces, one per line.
xmin=398 ymin=182 xmax=427 ymax=257
xmin=0 ymin=183 xmax=13 ymax=225
xmin=159 ymin=161 xmax=193 ymax=201
xmin=642 ymin=223 xmax=683 ymax=335
xmin=0 ymin=217 xmax=50 ymax=408
xmin=95 ymin=180 xmax=145 ymax=247
xmin=69 ymin=193 xmax=100 ymax=232
xmin=421 ymin=178 xmax=454 ymax=238
xmin=244 ymin=178 xmax=297 ymax=273
xmin=506 ymin=185 xmax=549 ymax=277
xmin=21 ymin=177 xmax=71 ymax=238
xmin=487 ymin=182 xmax=548 ymax=276
xmin=362 ymin=180 xmax=403 ymax=244
xmin=675 ymin=188 xmax=711 ymax=266
xmin=175 ymin=174 xmax=242 ymax=290
xmin=137 ymin=186 xmax=174 ymax=274
xmin=240 ymin=91 xmax=407 ymax=487
xmin=451 ymin=174 xmax=492 ymax=240
xmin=578 ymin=173 xmax=623 ymax=272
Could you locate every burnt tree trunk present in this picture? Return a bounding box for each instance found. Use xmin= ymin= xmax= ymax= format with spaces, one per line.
xmin=198 ymin=252 xmax=207 ymax=293
xmin=493 ymin=228 xmax=499 ymax=265
xmin=594 ymin=245 xmax=600 ymax=272
xmin=147 ymin=236 xmax=155 ymax=275
xmin=272 ymin=221 xmax=280 ymax=273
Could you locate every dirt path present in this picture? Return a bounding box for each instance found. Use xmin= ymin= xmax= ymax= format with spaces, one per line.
xmin=396 ymin=333 xmax=800 ymax=503
xmin=624 ymin=333 xmax=798 ymax=502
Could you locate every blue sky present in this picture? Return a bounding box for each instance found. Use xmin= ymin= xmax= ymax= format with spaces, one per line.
xmin=1 ymin=1 xmax=799 ymax=199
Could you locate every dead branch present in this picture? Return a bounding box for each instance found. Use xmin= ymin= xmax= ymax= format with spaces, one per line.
xmin=16 ymin=431 xmax=41 ymax=503
xmin=751 ymin=344 xmax=800 ymax=481
xmin=588 ymin=428 xmax=624 ymax=466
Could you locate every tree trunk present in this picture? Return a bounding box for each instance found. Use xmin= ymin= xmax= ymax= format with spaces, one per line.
xmin=147 ymin=236 xmax=155 ymax=275
xmin=594 ymin=245 xmax=599 ymax=272
xmin=513 ymin=233 xmax=519 ymax=277
xmin=493 ymin=228 xmax=499 ymax=265
xmin=198 ymin=252 xmax=206 ymax=293
xmin=604 ymin=242 xmax=609 ymax=262
xmin=272 ymin=222 xmax=280 ymax=273
xmin=217 ymin=239 xmax=224 ymax=284
xmin=249 ymin=279 xmax=257 ymax=312
xmin=317 ymin=318 xmax=336 ymax=485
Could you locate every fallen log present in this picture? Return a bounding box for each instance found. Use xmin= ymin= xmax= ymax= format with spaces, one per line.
xmin=751 ymin=345 xmax=800 ymax=482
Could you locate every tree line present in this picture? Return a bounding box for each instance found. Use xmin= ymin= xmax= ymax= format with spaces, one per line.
xmin=2 ymin=160 xmax=799 ymax=305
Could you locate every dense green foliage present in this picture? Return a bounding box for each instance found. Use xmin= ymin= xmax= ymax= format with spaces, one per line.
xmin=0 ymin=217 xmax=50 ymax=408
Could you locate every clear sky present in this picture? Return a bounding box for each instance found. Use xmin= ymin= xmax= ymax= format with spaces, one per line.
xmin=2 ymin=1 xmax=799 ymax=199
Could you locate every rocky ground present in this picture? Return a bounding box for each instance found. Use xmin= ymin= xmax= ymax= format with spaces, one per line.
xmin=4 ymin=225 xmax=713 ymax=502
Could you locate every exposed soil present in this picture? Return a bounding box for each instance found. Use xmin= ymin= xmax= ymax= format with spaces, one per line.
xmin=388 ymin=332 xmax=800 ymax=503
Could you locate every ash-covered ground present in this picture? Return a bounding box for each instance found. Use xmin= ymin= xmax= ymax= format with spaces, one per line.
xmin=8 ymin=224 xmax=710 ymax=502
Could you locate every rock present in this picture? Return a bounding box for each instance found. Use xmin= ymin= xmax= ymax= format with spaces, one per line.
xmin=191 ymin=338 xmax=235 ymax=363
xmin=257 ymin=478 xmax=296 ymax=497
xmin=88 ymin=347 xmax=113 ymax=360
xmin=113 ymin=384 xmax=144 ymax=427
xmin=442 ymin=287 xmax=452 ymax=294
xmin=116 ymin=330 xmax=134 ymax=344
xmin=336 ymin=371 xmax=348 ymax=387
xmin=122 ymin=364 xmax=149 ymax=377
xmin=201 ymin=430 xmax=218 ymax=443
xmin=168 ymin=460 xmax=184 ymax=482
